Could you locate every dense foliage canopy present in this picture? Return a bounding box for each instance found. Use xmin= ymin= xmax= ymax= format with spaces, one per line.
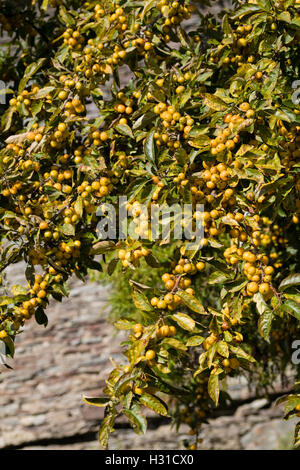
xmin=0 ymin=0 xmax=300 ymax=449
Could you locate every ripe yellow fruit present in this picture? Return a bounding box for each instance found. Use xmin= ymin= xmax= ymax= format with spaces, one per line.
xmin=243 ymin=251 xmax=257 ymax=263
xmin=37 ymin=289 xmax=47 ymax=299
xmin=157 ymin=299 xmax=167 ymax=309
xmin=247 ymin=282 xmax=259 ymax=294
xmin=133 ymin=323 xmax=143 ymax=333
xmin=196 ymin=261 xmax=205 ymax=271
xmin=39 ymin=221 xmax=49 ymax=230
xmin=145 ymin=349 xmax=156 ymax=361
xmin=57 ymin=122 xmax=67 ymax=132
xmin=151 ymin=297 xmax=159 ymax=306
xmin=264 ymin=266 xmax=274 ymax=275
xmin=240 ymin=102 xmax=250 ymax=112
xmin=118 ymin=249 xmax=127 ymax=260
xmin=159 ymin=325 xmax=170 ymax=337
xmin=259 ymin=283 xmax=270 ymax=295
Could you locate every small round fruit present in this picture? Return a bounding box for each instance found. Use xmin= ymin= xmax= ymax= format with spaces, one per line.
xmin=145 ymin=350 xmax=156 ymax=361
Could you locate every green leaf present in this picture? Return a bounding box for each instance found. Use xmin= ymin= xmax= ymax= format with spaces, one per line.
xmin=144 ymin=130 xmax=157 ymax=166
xmin=141 ymin=0 xmax=156 ymax=21
xmin=0 ymin=296 xmax=13 ymax=306
xmin=132 ymin=290 xmax=153 ymax=312
xmin=115 ymin=123 xmax=134 ymax=138
xmin=253 ymin=293 xmax=273 ymax=341
xmin=90 ymin=240 xmax=115 ymax=255
xmin=281 ymin=300 xmax=300 ymax=321
xmin=41 ymin=0 xmax=49 ymax=10
xmin=115 ymin=371 xmax=139 ymax=396
xmin=33 ymin=86 xmax=55 ymax=99
xmin=162 ymin=337 xmax=187 ymax=351
xmin=35 ymin=306 xmax=48 ymax=327
xmin=145 ymin=252 xmax=161 ymax=268
xmin=99 ymin=411 xmax=116 ymax=449
xmin=176 ymin=290 xmax=207 ymax=315
xmin=229 ymin=345 xmax=255 ymax=363
xmin=1 ymin=334 xmax=14 ymax=357
xmin=11 ymin=285 xmax=27 ymax=296
xmin=2 ymin=107 xmax=14 ymax=132
xmin=61 ymin=224 xmax=75 ymax=236
xmin=278 ymin=11 xmax=291 ymax=23
xmin=207 ymin=342 xmax=217 ymax=368
xmin=281 ymin=395 xmax=300 ymax=416
xmin=127 ymin=339 xmax=147 ymax=365
xmin=59 ymin=5 xmax=75 ymax=26
xmin=74 ymin=197 xmax=83 ymax=218
xmin=208 ymin=271 xmax=230 ymax=285
xmin=18 ymin=58 xmax=46 ymax=93
xmin=123 ymin=403 xmax=147 ymax=434
xmin=279 ymin=274 xmax=300 ymax=291
xmin=186 ymin=336 xmax=204 ymax=347
xmin=107 ymin=258 xmax=119 ymax=276
xmin=258 ymin=309 xmax=273 ymax=342
xmin=82 ymin=396 xmax=111 ymax=407
xmin=114 ymin=319 xmax=136 ymax=330
xmin=139 ymin=393 xmax=169 ymax=416
xmin=171 ymin=312 xmax=195 ymax=331
xmin=202 ymin=93 xmax=228 ymax=111
xmin=208 ymin=373 xmax=220 ymax=405
xmin=217 ymin=341 xmax=229 ymax=358
xmin=231 ymin=4 xmax=262 ymax=19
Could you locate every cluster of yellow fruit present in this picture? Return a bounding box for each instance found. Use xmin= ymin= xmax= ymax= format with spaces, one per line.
xmin=64 ymin=98 xmax=85 ymax=117
xmin=18 ymin=274 xmax=49 ymax=319
xmin=1 ymin=181 xmax=22 ymax=198
xmin=42 ymin=166 xmax=72 ymax=195
xmin=39 ymin=220 xmax=60 ymax=241
xmin=63 ymin=28 xmax=84 ymax=50
xmin=60 ymin=207 xmax=79 ymax=226
xmin=106 ymin=44 xmax=128 ymax=67
xmin=28 ymin=247 xmax=47 ymax=266
xmin=124 ymin=36 xmax=152 ymax=55
xmin=153 ymin=101 xmax=195 ymax=140
xmin=50 ymin=240 xmax=81 ymax=266
xmin=149 ymin=272 xmax=191 ymax=311
xmin=132 ymin=217 xmax=149 ymax=239
xmin=108 ymin=5 xmax=129 ymax=33
xmin=112 ymin=153 xmax=130 ymax=174
xmin=210 ymin=110 xmax=251 ymax=155
xmin=87 ymin=128 xmax=109 ymax=146
xmin=201 ymin=162 xmax=232 ymax=193
xmin=118 ymin=246 xmax=151 ymax=268
xmin=234 ymin=23 xmax=253 ymax=48
xmin=9 ymin=89 xmax=33 ymax=112
xmin=77 ymin=177 xmax=113 ymax=199
xmin=114 ymin=99 xmax=134 ymax=116
xmin=57 ymin=74 xmax=81 ymax=92
xmin=172 ymin=258 xmax=206 ymax=275
xmin=280 ymin=133 xmax=300 ymax=168
xmin=49 ymin=122 xmax=69 ymax=149
xmin=157 ymin=0 xmax=194 ymax=31
xmin=243 ymin=251 xmax=274 ymax=296
xmin=155 ymin=323 xmax=177 ymax=339
xmin=149 ymin=180 xmax=165 ymax=202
